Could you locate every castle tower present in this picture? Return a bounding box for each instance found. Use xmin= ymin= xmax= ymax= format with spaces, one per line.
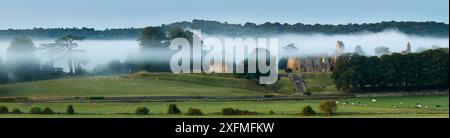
xmin=333 ymin=41 xmax=345 ymax=64
xmin=283 ymin=44 xmax=300 ymax=72
xmin=402 ymin=42 xmax=411 ymax=54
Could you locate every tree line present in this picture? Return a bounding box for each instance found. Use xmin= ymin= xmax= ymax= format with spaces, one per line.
xmin=332 ymin=49 xmax=449 ymax=92
xmin=1 ymin=20 xmax=448 ymax=40
xmin=0 ymin=35 xmax=89 ymax=84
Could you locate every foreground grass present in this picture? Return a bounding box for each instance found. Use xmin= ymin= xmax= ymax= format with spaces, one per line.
xmin=1 ymin=96 xmax=447 ymax=118
xmin=1 ymin=114 xmax=447 ymax=118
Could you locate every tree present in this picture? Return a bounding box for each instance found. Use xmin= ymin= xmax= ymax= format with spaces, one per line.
xmin=332 ymin=53 xmax=354 ymax=92
xmin=375 ymin=46 xmax=391 ymax=56
xmin=0 ymin=58 xmax=9 ymax=83
xmin=66 ymin=105 xmax=75 ymax=114
xmin=416 ymin=47 xmax=428 ymax=53
xmin=319 ymin=100 xmax=337 ymax=116
xmin=332 ymin=48 xmax=449 ymax=92
xmin=7 ymin=36 xmax=40 ymax=82
xmin=57 ymin=35 xmax=85 ymax=75
xmin=1 ymin=21 xmax=448 ymax=40
xmin=138 ymin=26 xmax=167 ymax=49
xmin=137 ymin=27 xmax=180 ymax=72
xmin=135 ymin=106 xmax=150 ymax=115
xmin=39 ymin=63 xmax=65 ymax=80
xmin=354 ymin=45 xmax=366 ymax=56
xmin=41 ymin=35 xmax=85 ymax=75
xmin=168 ymin=27 xmax=193 ymax=42
xmin=107 ymin=60 xmax=124 ymax=74
xmin=167 ymin=104 xmax=182 ymax=115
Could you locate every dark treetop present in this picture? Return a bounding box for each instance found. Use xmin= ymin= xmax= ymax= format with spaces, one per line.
xmin=0 ymin=20 xmax=448 ymax=40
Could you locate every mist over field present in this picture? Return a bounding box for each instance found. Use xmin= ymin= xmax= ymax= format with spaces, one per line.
xmin=0 ymin=30 xmax=448 ymax=71
xmin=204 ymin=30 xmax=449 ymax=58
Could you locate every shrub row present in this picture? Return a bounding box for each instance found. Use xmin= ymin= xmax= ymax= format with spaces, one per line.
xmin=1 ymin=100 xmax=338 ymax=116
xmin=299 ymin=100 xmax=338 ymax=116
xmin=133 ymin=104 xmax=203 ymax=116
xmin=221 ymin=108 xmax=258 ymax=115
xmin=0 ymin=105 xmax=23 ymax=114
xmin=0 ymin=105 xmax=76 ymax=115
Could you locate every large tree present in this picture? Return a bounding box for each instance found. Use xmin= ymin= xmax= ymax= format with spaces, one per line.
xmin=354 ymin=45 xmax=366 ymax=56
xmin=7 ymin=36 xmax=40 ymax=81
xmin=0 ymin=58 xmax=9 ymax=83
xmin=40 ymin=35 xmax=85 ymax=75
xmin=138 ymin=27 xmax=167 ymax=49
xmin=374 ymin=46 xmax=391 ymax=56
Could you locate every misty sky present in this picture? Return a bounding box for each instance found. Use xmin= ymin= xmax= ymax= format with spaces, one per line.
xmin=0 ymin=0 xmax=448 ymax=29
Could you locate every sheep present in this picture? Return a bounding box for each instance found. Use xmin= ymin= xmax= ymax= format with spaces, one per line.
xmin=416 ymin=104 xmax=422 ymax=108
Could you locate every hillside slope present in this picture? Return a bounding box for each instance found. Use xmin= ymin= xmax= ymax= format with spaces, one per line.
xmin=0 ymin=72 xmax=271 ymax=97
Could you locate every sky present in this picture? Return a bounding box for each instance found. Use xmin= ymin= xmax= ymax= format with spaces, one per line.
xmin=0 ymin=0 xmax=448 ymax=30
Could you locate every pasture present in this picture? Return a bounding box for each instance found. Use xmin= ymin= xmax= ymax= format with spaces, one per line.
xmin=0 ymin=72 xmax=271 ymax=97
xmin=0 ymin=95 xmax=448 ymax=118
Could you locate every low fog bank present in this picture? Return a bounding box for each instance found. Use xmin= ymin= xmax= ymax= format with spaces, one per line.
xmin=277 ymin=30 xmax=449 ymax=57
xmin=204 ymin=30 xmax=449 ymax=58
xmin=0 ymin=40 xmax=140 ymax=71
xmin=0 ymin=30 xmax=448 ymax=72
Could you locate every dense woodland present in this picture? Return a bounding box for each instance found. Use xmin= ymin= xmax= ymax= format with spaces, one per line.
xmin=1 ymin=20 xmax=448 ymax=40
xmin=332 ymin=49 xmax=449 ymax=92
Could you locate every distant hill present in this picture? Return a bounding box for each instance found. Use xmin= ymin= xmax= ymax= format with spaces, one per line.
xmin=0 ymin=20 xmax=448 ymax=40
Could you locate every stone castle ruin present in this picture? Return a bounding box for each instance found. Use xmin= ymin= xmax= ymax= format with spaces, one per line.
xmin=401 ymin=41 xmax=412 ymax=54
xmin=284 ymin=41 xmax=345 ymax=73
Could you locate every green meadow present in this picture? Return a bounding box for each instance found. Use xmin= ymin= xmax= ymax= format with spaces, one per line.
xmin=0 ymin=72 xmax=448 ymax=118
xmin=0 ymin=96 xmax=448 ymax=118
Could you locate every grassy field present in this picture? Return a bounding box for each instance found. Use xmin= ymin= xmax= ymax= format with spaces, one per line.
xmin=277 ymin=71 xmax=336 ymax=93
xmin=0 ymin=71 xmax=338 ymax=98
xmin=0 ymin=95 xmax=448 ymax=118
xmin=301 ymin=72 xmax=337 ymax=92
xmin=1 ymin=72 xmax=448 ymax=118
xmin=0 ymin=72 xmax=272 ymax=97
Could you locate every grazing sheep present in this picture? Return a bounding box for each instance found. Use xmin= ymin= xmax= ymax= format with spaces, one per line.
xmin=416 ymin=104 xmax=422 ymax=108
xmin=371 ymin=99 xmax=377 ymax=102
